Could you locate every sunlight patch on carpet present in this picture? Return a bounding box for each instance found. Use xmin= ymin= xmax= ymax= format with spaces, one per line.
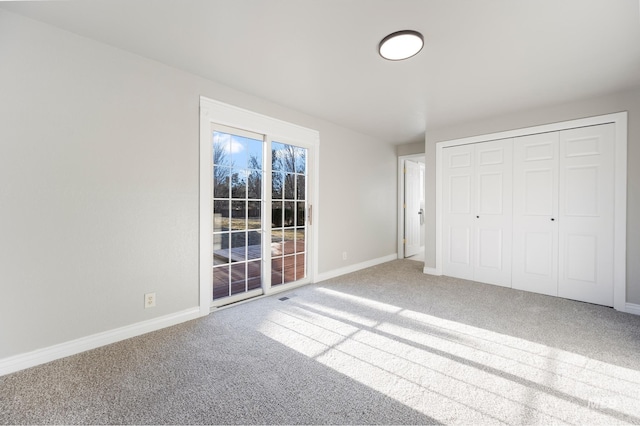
xmin=257 ymin=288 xmax=640 ymax=424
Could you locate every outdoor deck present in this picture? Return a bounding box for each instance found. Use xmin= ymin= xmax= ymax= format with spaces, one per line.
xmin=212 ymin=242 xmax=305 ymax=300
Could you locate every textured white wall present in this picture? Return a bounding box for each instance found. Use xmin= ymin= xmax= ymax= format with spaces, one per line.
xmin=424 ymin=88 xmax=640 ymax=304
xmin=0 ymin=10 xmax=397 ymax=359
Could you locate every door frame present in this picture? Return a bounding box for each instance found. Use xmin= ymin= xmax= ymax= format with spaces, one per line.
xmin=397 ymin=154 xmax=426 ymax=260
xmin=200 ymin=96 xmax=319 ymax=314
xmin=432 ymin=111 xmax=627 ymax=311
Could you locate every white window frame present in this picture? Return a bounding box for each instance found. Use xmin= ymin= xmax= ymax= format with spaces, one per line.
xmin=199 ymin=96 xmax=320 ymax=314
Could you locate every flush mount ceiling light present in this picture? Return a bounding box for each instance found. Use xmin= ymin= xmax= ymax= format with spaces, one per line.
xmin=378 ymin=30 xmax=424 ymax=61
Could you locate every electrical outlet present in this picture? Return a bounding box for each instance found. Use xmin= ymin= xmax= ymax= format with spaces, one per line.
xmin=145 ymin=292 xmax=156 ymax=308
xmin=342 ymin=251 xmax=348 ymax=261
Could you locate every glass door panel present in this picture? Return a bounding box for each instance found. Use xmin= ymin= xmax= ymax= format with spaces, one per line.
xmin=212 ymin=126 xmax=264 ymax=305
xmin=271 ymin=142 xmax=307 ymax=287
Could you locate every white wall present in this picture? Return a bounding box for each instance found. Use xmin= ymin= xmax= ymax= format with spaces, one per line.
xmin=0 ymin=10 xmax=397 ymax=360
xmin=424 ymin=88 xmax=640 ymax=304
xmin=317 ymin=126 xmax=397 ymax=272
xmin=396 ymin=140 xmax=425 ymax=157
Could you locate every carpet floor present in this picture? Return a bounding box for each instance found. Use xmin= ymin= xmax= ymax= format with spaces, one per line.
xmin=2 ymin=260 xmax=640 ymax=424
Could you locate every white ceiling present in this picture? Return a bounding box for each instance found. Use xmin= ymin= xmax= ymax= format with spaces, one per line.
xmin=2 ymin=0 xmax=640 ymax=144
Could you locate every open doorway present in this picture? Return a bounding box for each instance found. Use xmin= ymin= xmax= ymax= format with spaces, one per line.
xmin=397 ymin=154 xmax=425 ymax=262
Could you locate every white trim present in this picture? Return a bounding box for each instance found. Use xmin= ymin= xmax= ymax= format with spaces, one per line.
xmin=0 ymin=307 xmax=201 ymax=377
xmin=434 ymin=112 xmax=627 ymax=311
xmin=199 ymin=105 xmax=214 ymax=317
xmin=434 ymin=145 xmax=443 ymax=276
xmin=316 ymin=254 xmax=397 ymax=283
xmin=211 ymin=288 xmax=264 ymax=308
xmin=397 ymin=154 xmax=426 ymax=260
xmin=311 ymin=144 xmax=320 ymax=281
xmin=436 ymin=113 xmax=624 ymax=148
xmin=613 ymin=113 xmax=628 ymax=311
xmin=624 ymin=303 xmax=640 ymax=316
xmin=199 ymin=96 xmax=320 ymax=311
xmin=423 ymin=266 xmax=440 ymax=276
xmin=200 ymin=97 xmax=319 ymax=146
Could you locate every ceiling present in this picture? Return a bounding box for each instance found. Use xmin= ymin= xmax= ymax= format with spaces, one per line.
xmin=2 ymin=0 xmax=640 ymax=144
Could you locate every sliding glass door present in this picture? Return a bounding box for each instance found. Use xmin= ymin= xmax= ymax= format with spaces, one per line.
xmin=271 ymin=142 xmax=307 ymax=286
xmin=210 ymin=124 xmax=311 ymax=307
xmin=212 ymin=126 xmax=264 ymax=304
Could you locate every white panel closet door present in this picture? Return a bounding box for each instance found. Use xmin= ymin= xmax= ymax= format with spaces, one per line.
xmin=442 ymin=144 xmax=475 ymax=280
xmin=558 ymin=124 xmax=615 ymax=306
xmin=473 ymin=139 xmax=513 ymax=287
xmin=512 ymin=132 xmax=559 ymax=296
xmin=442 ymin=140 xmax=512 ymax=286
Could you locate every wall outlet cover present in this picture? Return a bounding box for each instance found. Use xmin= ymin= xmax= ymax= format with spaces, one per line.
xmin=145 ymin=292 xmax=156 ymax=308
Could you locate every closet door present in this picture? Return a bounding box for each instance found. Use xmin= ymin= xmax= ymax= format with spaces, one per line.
xmin=558 ymin=124 xmax=615 ymax=306
xmin=442 ymin=140 xmax=512 ymax=286
xmin=512 ymin=132 xmax=559 ymax=296
xmin=473 ymin=139 xmax=513 ymax=287
xmin=442 ymin=144 xmax=475 ymax=280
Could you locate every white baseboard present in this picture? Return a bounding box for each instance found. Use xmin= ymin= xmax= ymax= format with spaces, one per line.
xmin=423 ymin=266 xmax=440 ymax=276
xmin=0 ymin=307 xmax=202 ymax=377
xmin=316 ymin=254 xmax=397 ymax=283
xmin=625 ymin=303 xmax=640 ymax=316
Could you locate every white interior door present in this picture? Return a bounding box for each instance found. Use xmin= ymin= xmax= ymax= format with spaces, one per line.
xmin=442 ymin=144 xmax=475 ymax=280
xmin=512 ymin=132 xmax=559 ymax=296
xmin=404 ymin=160 xmax=422 ymax=258
xmin=473 ymin=139 xmax=513 ymax=287
xmin=558 ymin=124 xmax=615 ymax=306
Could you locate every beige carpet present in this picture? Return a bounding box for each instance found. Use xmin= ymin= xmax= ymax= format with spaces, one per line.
xmin=2 ymin=260 xmax=640 ymax=424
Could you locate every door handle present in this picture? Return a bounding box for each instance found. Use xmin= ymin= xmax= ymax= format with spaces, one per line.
xmin=418 ymin=208 xmax=424 ymax=225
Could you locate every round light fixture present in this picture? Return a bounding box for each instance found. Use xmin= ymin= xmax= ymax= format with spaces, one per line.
xmin=378 ymin=30 xmax=424 ymax=61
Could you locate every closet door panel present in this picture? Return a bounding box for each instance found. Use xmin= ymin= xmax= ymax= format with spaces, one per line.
xmin=558 ymin=124 xmax=615 ymax=306
xmin=473 ymin=139 xmax=513 ymax=287
xmin=442 ymin=145 xmax=474 ymax=280
xmin=512 ymin=132 xmax=559 ymax=296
